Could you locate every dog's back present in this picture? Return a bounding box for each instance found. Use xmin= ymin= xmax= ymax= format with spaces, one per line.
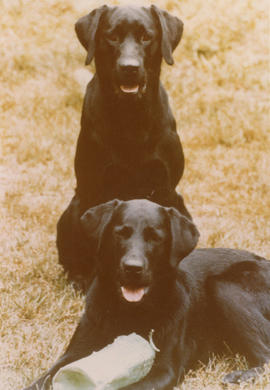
xmin=180 ymin=247 xmax=265 ymax=280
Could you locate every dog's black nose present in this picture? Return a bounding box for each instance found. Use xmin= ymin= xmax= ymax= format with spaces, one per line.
xmin=120 ymin=64 xmax=139 ymax=74
xmin=118 ymin=57 xmax=140 ymax=75
xmin=124 ymin=263 xmax=143 ymax=275
xmin=122 ymin=258 xmax=144 ymax=275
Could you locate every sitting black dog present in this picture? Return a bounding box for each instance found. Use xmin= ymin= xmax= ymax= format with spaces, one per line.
xmin=24 ymin=199 xmax=270 ymax=389
xmin=57 ymin=5 xmax=191 ymax=289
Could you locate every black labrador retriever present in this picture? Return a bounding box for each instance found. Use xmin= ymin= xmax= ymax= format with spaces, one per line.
xmin=57 ymin=5 xmax=191 ymax=289
xmin=24 ymin=199 xmax=270 ymax=390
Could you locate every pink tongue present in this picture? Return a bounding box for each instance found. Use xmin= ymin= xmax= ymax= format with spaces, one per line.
xmin=121 ymin=286 xmax=145 ymax=302
xmin=120 ymin=85 xmax=139 ymax=93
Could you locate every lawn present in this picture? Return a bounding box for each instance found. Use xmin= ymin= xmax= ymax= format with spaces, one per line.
xmin=0 ymin=0 xmax=269 ymax=389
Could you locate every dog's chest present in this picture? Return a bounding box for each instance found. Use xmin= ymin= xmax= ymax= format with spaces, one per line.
xmin=103 ymin=154 xmax=169 ymax=200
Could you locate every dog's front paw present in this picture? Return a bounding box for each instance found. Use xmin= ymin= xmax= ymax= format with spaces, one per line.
xmin=222 ymin=367 xmax=264 ymax=384
xmin=22 ymin=374 xmax=52 ymax=390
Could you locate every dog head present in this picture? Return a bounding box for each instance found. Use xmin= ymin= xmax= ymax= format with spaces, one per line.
xmin=81 ymin=199 xmax=199 ymax=304
xmin=75 ymin=5 xmax=183 ymax=98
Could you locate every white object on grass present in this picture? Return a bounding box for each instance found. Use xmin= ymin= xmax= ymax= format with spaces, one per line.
xmin=52 ymin=331 xmax=158 ymax=390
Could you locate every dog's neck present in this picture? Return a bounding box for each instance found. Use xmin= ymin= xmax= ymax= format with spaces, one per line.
xmin=97 ymin=266 xmax=182 ymax=319
xmin=95 ymin=73 xmax=162 ymax=147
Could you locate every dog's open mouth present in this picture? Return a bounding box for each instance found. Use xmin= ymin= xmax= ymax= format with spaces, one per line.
xmin=119 ymin=83 xmax=147 ymax=95
xmin=121 ymin=286 xmax=149 ymax=302
xmin=120 ymin=84 xmax=140 ymax=94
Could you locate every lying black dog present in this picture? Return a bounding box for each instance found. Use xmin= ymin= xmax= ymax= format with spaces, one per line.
xmin=57 ymin=5 xmax=191 ymax=288
xmin=24 ymin=200 xmax=270 ymax=389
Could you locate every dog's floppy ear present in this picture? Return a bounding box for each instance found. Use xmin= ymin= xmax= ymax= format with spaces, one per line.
xmin=75 ymin=5 xmax=108 ymax=65
xmin=167 ymin=207 xmax=199 ymax=266
xmin=80 ymin=199 xmax=121 ymax=247
xmin=151 ymin=5 xmax=183 ymax=65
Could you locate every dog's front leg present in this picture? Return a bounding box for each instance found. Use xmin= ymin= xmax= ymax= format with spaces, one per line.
xmin=22 ymin=321 xmax=101 ymax=390
xmin=22 ymin=355 xmax=71 ymax=390
xmin=22 ymin=281 xmax=103 ymax=390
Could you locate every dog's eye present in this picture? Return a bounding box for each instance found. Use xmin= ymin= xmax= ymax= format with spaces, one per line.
xmin=144 ymin=227 xmax=161 ymax=242
xmin=106 ymin=32 xmax=119 ymax=43
xmin=140 ymin=31 xmax=151 ymax=43
xmin=115 ymin=226 xmax=132 ymax=239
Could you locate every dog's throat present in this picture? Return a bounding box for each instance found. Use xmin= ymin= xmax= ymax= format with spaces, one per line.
xmin=121 ymin=286 xmax=146 ymax=302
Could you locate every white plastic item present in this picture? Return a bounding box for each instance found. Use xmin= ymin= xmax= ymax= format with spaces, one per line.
xmin=52 ymin=332 xmax=158 ymax=390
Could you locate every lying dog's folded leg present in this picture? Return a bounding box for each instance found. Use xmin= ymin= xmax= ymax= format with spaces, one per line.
xmin=208 ymin=260 xmax=270 ymax=384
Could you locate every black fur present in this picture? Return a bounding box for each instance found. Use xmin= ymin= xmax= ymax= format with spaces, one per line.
xmin=56 ymin=5 xmax=190 ymax=290
xmin=23 ymin=200 xmax=270 ymax=389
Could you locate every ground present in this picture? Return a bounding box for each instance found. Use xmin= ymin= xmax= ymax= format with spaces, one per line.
xmin=0 ymin=0 xmax=269 ymax=389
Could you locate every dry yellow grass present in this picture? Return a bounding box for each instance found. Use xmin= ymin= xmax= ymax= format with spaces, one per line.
xmin=0 ymin=0 xmax=269 ymax=389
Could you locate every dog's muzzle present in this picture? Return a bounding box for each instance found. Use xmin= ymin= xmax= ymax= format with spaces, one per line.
xmin=119 ymin=257 xmax=149 ymax=302
xmin=117 ymin=58 xmax=146 ymax=96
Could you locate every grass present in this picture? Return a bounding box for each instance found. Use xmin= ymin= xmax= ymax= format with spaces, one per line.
xmin=0 ymin=0 xmax=269 ymax=388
